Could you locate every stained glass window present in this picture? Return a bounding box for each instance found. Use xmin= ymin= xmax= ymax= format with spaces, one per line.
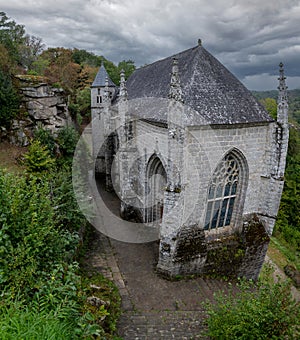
xmin=204 ymin=154 xmax=240 ymax=230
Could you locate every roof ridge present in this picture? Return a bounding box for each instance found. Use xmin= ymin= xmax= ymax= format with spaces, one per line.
xmin=132 ymin=45 xmax=200 ymax=74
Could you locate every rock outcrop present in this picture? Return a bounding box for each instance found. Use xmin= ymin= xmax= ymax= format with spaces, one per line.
xmin=1 ymin=75 xmax=72 ymax=146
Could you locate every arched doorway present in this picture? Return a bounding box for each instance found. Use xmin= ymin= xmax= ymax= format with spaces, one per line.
xmin=145 ymin=155 xmax=167 ymax=224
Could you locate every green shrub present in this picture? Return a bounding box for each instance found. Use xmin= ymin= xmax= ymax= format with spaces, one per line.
xmin=57 ymin=126 xmax=79 ymax=159
xmin=205 ymin=277 xmax=300 ymax=339
xmin=0 ymin=172 xmax=77 ymax=293
xmin=0 ymin=70 xmax=19 ymax=128
xmin=0 ymin=161 xmax=120 ymax=339
xmin=33 ymin=126 xmax=56 ymax=156
xmin=24 ymin=140 xmax=55 ymax=173
xmin=46 ymin=167 xmax=86 ymax=233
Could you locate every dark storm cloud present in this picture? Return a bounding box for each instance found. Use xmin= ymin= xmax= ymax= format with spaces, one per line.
xmin=1 ymin=0 xmax=300 ymax=90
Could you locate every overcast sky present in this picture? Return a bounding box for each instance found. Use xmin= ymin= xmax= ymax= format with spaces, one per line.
xmin=1 ymin=0 xmax=300 ymax=90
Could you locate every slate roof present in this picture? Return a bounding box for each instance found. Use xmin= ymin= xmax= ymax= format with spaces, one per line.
xmin=91 ymin=64 xmax=116 ymax=88
xmin=126 ymin=44 xmax=273 ymax=125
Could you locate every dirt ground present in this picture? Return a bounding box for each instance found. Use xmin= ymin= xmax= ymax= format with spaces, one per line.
xmin=0 ymin=141 xmax=27 ymax=172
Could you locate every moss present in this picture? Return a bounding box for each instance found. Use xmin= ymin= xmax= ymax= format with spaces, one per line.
xmin=243 ymin=214 xmax=270 ymax=247
xmin=205 ymin=234 xmax=246 ymax=278
xmin=15 ymin=74 xmax=49 ymax=86
xmin=173 ymin=225 xmax=207 ymax=262
xmin=80 ymin=273 xmax=122 ymax=337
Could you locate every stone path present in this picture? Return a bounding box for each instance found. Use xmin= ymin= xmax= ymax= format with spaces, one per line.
xmin=84 ymin=229 xmax=232 ymax=339
xmin=84 ymin=177 xmax=300 ymax=339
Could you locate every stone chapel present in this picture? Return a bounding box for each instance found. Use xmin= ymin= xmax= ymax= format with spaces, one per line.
xmin=91 ymin=41 xmax=289 ymax=280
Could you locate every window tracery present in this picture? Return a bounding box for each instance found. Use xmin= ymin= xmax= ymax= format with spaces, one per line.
xmin=204 ymin=154 xmax=240 ymax=230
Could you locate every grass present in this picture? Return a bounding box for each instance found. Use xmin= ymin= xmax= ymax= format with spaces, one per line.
xmin=0 ymin=142 xmax=26 ymax=173
xmin=267 ymin=237 xmax=290 ymax=271
xmin=0 ymin=305 xmax=75 ymax=340
xmin=268 ymin=236 xmax=300 ymax=271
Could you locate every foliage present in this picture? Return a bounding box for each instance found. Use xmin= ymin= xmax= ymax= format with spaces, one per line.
xmin=0 ymin=300 xmax=77 ymax=340
xmin=80 ymin=271 xmax=122 ymax=336
xmin=31 ymin=56 xmax=50 ymax=76
xmin=0 ymin=171 xmax=73 ymax=292
xmin=73 ymin=87 xmax=91 ymax=117
xmin=0 ymin=12 xmax=44 ymax=70
xmin=259 ymin=97 xmax=277 ymax=119
xmin=0 ymin=12 xmax=26 ymax=66
xmin=33 ymin=125 xmax=56 ymax=156
xmin=72 ymin=48 xmax=102 ymax=67
xmin=56 ymin=126 xmax=80 ymax=162
xmin=253 ymin=89 xmax=300 ymax=124
xmin=103 ymin=59 xmax=136 ymax=85
xmin=0 ymin=44 xmax=13 ymax=73
xmin=0 ymin=12 xmax=45 ymax=129
xmin=36 ymin=48 xmax=86 ymax=95
xmin=50 ymin=167 xmax=86 ymax=233
xmin=205 ymin=275 xmax=300 ymax=339
xmin=24 ymin=140 xmax=55 ymax=173
xmin=0 ymin=70 xmax=19 ymax=128
xmin=68 ymin=87 xmax=91 ymax=127
xmin=19 ymin=35 xmax=45 ymax=70
xmin=274 ymin=125 xmax=300 ymax=252
xmin=118 ymin=59 xmax=135 ymax=80
xmin=0 ymin=165 xmax=121 ymax=338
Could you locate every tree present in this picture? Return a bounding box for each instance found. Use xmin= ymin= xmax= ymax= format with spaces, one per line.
xmin=118 ymin=59 xmax=135 ymax=79
xmin=72 ymin=48 xmax=101 ymax=67
xmin=20 ymin=35 xmax=45 ymax=70
xmin=24 ymin=140 xmax=55 ymax=174
xmin=104 ymin=59 xmax=136 ymax=85
xmin=0 ymin=69 xmax=19 ymax=127
xmin=0 ymin=44 xmax=13 ymax=73
xmin=31 ymin=56 xmax=50 ymax=76
xmin=260 ymin=97 xmax=277 ymax=119
xmin=38 ymin=48 xmax=87 ymax=95
xmin=0 ymin=12 xmax=26 ymax=66
xmin=275 ymin=126 xmax=300 ymax=249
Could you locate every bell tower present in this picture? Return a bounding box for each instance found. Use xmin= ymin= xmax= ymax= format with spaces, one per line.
xmin=91 ymin=62 xmax=117 ymax=175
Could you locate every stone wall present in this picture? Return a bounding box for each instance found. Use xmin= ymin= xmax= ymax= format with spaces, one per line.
xmin=0 ymin=76 xmax=72 ymax=146
xmin=157 ymin=214 xmax=270 ymax=280
xmin=156 ymin=122 xmax=275 ymax=279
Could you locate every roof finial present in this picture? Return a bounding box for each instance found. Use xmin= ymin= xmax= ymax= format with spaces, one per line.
xmin=168 ymin=58 xmax=184 ymax=103
xmin=278 ymin=62 xmax=288 ymax=105
xmin=119 ymin=69 xmax=127 ymax=99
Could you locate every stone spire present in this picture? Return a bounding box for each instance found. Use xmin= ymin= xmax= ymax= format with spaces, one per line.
xmin=277 ymin=62 xmax=288 ymax=125
xmin=168 ymin=58 xmax=184 ymax=103
xmin=276 ymin=62 xmax=289 ymax=179
xmin=119 ymin=69 xmax=128 ymax=100
xmin=103 ymin=76 xmax=110 ymax=104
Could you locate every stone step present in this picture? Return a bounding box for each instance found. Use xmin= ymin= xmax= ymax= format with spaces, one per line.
xmin=117 ymin=311 xmax=208 ymax=339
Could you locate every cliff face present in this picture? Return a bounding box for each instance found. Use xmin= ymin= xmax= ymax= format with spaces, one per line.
xmin=1 ymin=76 xmax=72 ymax=146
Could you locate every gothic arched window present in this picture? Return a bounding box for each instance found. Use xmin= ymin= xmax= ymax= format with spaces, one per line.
xmin=145 ymin=155 xmax=167 ymax=224
xmin=204 ymin=151 xmax=247 ymax=231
